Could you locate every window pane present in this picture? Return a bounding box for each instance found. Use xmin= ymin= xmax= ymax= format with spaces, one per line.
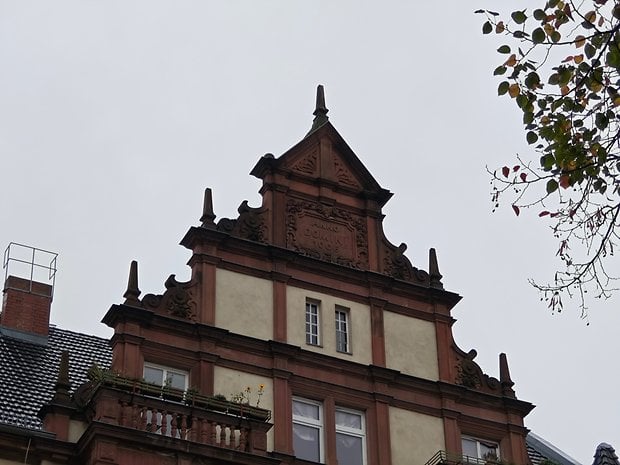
xmin=144 ymin=366 xmax=163 ymax=385
xmin=336 ymin=432 xmax=363 ymax=465
xmin=335 ymin=410 xmax=362 ymax=429
xmin=293 ymin=400 xmax=320 ymax=420
xmin=167 ymin=372 xmax=186 ymax=390
xmin=480 ymin=442 xmax=498 ymax=460
xmin=462 ymin=438 xmax=478 ymax=458
xmin=293 ymin=424 xmax=320 ymax=462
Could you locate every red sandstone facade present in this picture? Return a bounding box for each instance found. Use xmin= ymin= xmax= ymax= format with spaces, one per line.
xmin=0 ymin=88 xmax=533 ymax=465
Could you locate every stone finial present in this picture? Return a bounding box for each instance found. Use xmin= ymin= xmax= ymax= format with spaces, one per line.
xmin=429 ymin=248 xmax=443 ymax=289
xmin=306 ymin=84 xmax=330 ymax=136
xmin=499 ymin=353 xmax=515 ymax=397
xmin=200 ymin=187 xmax=216 ymax=228
xmin=52 ymin=351 xmax=71 ymax=404
xmin=123 ymin=260 xmax=141 ymax=305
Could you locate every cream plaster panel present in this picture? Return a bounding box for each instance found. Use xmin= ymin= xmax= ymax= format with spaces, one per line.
xmin=390 ymin=407 xmax=445 ymax=465
xmin=286 ymin=286 xmax=372 ymax=364
xmin=215 ymin=269 xmax=273 ymax=340
xmin=0 ymin=460 xmax=25 ymax=465
xmin=384 ymin=311 xmax=438 ymax=380
xmin=213 ymin=366 xmax=274 ymax=451
xmin=68 ymin=419 xmax=87 ymax=442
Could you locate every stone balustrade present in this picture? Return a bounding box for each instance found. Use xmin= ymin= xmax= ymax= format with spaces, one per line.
xmin=87 ymin=385 xmax=271 ymax=454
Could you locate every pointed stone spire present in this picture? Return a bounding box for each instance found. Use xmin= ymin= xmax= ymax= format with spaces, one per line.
xmin=429 ymin=248 xmax=443 ymax=289
xmin=499 ymin=353 xmax=515 ymax=397
xmin=200 ymin=187 xmax=216 ymax=228
xmin=123 ymin=260 xmax=141 ymax=305
xmin=52 ymin=351 xmax=72 ymax=404
xmin=306 ymin=84 xmax=329 ymax=136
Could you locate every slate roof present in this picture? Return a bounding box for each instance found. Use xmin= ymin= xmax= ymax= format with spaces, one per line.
xmin=527 ymin=432 xmax=583 ymax=465
xmin=0 ymin=326 xmax=111 ymax=430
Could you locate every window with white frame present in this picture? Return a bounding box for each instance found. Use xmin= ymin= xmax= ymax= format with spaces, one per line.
xmin=292 ymin=397 xmax=324 ymax=463
xmin=335 ymin=407 xmax=366 ymax=465
xmin=143 ymin=363 xmax=188 ymax=391
xmin=335 ymin=307 xmax=350 ymax=353
xmin=462 ymin=437 xmax=500 ymax=463
xmin=305 ymin=300 xmax=320 ymax=346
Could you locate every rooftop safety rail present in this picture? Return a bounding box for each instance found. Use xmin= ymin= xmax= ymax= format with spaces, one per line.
xmin=2 ymin=242 xmax=57 ymax=297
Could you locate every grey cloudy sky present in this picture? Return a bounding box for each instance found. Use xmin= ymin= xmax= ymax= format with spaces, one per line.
xmin=0 ymin=2 xmax=617 ymax=463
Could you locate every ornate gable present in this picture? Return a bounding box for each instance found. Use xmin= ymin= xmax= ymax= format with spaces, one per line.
xmin=188 ymin=86 xmax=443 ymax=289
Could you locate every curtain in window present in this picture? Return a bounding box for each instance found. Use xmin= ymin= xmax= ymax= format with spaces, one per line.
xmin=336 ymin=433 xmax=363 ymax=465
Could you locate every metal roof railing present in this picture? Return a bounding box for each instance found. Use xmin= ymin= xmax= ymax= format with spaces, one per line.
xmin=2 ymin=242 xmax=58 ymax=298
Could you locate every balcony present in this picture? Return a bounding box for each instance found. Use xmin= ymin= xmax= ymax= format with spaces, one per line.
xmin=425 ymin=451 xmax=502 ymax=465
xmin=80 ymin=372 xmax=272 ymax=455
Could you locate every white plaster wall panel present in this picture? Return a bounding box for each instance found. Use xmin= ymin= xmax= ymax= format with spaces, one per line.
xmin=215 ymin=268 xmax=273 ymax=340
xmin=389 ymin=406 xmax=445 ymax=465
xmin=383 ymin=311 xmax=439 ymax=380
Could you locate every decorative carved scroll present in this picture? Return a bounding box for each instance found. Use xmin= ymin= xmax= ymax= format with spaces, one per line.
xmin=216 ymin=201 xmax=268 ymax=243
xmin=379 ymin=239 xmax=429 ymax=285
xmin=454 ymin=347 xmax=502 ymax=395
xmin=286 ymin=199 xmax=368 ymax=269
xmin=141 ymin=275 xmax=198 ymax=321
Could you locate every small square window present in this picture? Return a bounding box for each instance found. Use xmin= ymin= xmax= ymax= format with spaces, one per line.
xmin=335 ymin=307 xmax=350 ymax=353
xmin=306 ymin=300 xmax=321 ymax=346
xmin=143 ymin=363 xmax=188 ymax=391
xmin=462 ymin=437 xmax=500 ymax=463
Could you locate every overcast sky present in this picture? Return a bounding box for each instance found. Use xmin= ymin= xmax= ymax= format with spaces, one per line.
xmin=0 ymin=2 xmax=617 ymax=463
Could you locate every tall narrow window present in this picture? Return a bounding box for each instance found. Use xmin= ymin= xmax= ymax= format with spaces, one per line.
xmin=292 ymin=398 xmax=324 ymax=463
xmin=306 ymin=300 xmax=320 ymax=345
xmin=335 ymin=307 xmax=350 ymax=353
xmin=335 ymin=407 xmax=366 ymax=465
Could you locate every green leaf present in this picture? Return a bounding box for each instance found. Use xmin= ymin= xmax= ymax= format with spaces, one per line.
xmin=595 ymin=113 xmax=609 ymax=130
xmin=527 ymin=131 xmax=539 ymax=144
xmin=483 ymin=21 xmax=493 ymax=34
xmin=533 ymin=9 xmax=546 ymax=20
xmin=498 ymin=81 xmax=510 ymax=95
xmin=523 ymin=111 xmax=534 ymax=124
xmin=525 ymin=72 xmax=541 ymax=89
xmin=546 ymin=179 xmax=559 ymax=193
xmin=532 ymin=28 xmax=546 ymax=44
xmin=548 ymin=73 xmax=560 ymax=85
xmin=494 ymin=66 xmax=507 ymax=75
xmin=497 ymin=45 xmax=511 ymax=54
xmin=511 ymin=10 xmax=527 ymax=24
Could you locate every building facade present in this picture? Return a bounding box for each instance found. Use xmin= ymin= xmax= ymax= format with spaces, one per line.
xmin=0 ymin=86 xmax=534 ymax=465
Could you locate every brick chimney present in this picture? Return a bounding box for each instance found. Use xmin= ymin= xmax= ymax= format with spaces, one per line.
xmin=1 ymin=275 xmax=53 ymax=337
xmin=1 ymin=243 xmax=57 ymax=340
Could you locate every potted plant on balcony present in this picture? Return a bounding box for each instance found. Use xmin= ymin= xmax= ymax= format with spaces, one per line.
xmin=161 ymin=379 xmax=185 ymax=402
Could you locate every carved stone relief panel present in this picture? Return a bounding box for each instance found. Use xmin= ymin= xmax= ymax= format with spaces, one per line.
xmin=286 ymin=199 xmax=369 ymax=269
xmin=291 ymin=147 xmax=318 ymax=176
xmin=333 ymin=157 xmax=361 ymax=189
